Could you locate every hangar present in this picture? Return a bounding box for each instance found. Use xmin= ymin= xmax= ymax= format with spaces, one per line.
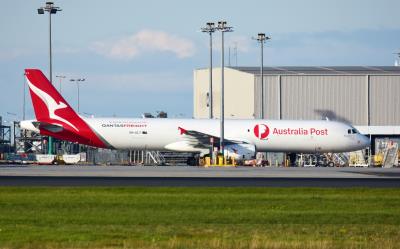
xmin=193 ymin=66 xmax=400 ymax=155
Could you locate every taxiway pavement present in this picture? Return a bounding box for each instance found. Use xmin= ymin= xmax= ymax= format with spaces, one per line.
xmin=0 ymin=165 xmax=399 ymax=187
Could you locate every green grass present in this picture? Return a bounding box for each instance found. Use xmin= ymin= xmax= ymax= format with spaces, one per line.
xmin=0 ymin=187 xmax=399 ymax=249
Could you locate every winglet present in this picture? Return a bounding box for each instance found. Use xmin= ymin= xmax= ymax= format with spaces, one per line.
xmin=178 ymin=127 xmax=187 ymax=135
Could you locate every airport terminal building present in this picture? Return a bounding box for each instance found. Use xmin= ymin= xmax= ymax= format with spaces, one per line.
xmin=193 ymin=66 xmax=400 ymax=154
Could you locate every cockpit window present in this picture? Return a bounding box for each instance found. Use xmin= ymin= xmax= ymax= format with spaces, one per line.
xmin=348 ymin=128 xmax=359 ymax=134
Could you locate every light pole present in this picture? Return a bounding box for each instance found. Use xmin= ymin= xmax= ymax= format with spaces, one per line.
xmin=70 ymin=78 xmax=85 ymax=113
xmin=216 ymin=21 xmax=233 ymax=156
xmin=22 ymin=73 xmax=26 ymax=121
xmin=56 ymin=75 xmax=66 ymax=93
xmin=201 ymin=22 xmax=216 ymax=119
xmin=37 ymin=2 xmax=62 ymax=86
xmin=70 ymin=78 xmax=84 ymax=154
xmin=253 ymin=33 xmax=270 ymax=119
xmin=38 ymin=2 xmax=62 ymax=155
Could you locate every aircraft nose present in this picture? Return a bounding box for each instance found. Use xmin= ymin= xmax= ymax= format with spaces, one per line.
xmin=358 ymin=135 xmax=370 ymax=148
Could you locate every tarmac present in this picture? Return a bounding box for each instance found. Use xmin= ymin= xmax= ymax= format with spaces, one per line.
xmin=0 ymin=165 xmax=399 ymax=187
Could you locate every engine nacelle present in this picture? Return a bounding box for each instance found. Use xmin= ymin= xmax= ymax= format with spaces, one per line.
xmin=224 ymin=143 xmax=256 ymax=161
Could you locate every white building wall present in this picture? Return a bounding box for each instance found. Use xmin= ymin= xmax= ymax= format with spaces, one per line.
xmin=193 ymin=68 xmax=254 ymax=119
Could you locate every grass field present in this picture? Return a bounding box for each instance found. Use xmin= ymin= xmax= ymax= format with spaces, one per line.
xmin=0 ymin=187 xmax=399 ymax=249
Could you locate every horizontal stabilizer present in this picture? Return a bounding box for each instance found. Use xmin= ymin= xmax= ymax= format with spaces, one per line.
xmin=32 ymin=121 xmax=64 ymax=133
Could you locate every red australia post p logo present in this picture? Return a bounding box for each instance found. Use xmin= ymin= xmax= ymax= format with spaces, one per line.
xmin=254 ymin=124 xmax=270 ymax=140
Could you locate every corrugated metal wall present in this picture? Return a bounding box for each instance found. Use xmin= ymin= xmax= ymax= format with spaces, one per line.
xmin=254 ymin=75 xmax=280 ymax=119
xmin=282 ymin=75 xmax=368 ymax=124
xmin=255 ymin=75 xmax=370 ymax=125
xmin=195 ymin=68 xmax=400 ymax=126
xmin=370 ymin=75 xmax=400 ymax=125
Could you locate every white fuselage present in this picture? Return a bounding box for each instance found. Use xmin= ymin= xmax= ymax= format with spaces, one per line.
xmin=21 ymin=68 xmax=370 ymax=156
xmin=82 ymin=118 xmax=370 ymax=153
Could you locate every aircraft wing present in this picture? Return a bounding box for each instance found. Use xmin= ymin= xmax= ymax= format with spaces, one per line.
xmin=177 ymin=126 xmax=248 ymax=149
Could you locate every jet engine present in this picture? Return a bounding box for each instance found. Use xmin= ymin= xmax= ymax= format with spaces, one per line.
xmin=224 ymin=143 xmax=256 ymax=161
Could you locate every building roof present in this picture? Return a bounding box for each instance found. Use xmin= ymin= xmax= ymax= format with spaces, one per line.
xmin=230 ymin=66 xmax=400 ymax=75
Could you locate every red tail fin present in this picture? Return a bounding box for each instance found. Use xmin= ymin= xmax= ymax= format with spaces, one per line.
xmin=25 ymin=69 xmax=79 ymax=130
xmin=25 ymin=69 xmax=108 ymax=148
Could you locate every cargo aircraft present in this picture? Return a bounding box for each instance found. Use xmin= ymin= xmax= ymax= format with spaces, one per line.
xmin=20 ymin=69 xmax=370 ymax=160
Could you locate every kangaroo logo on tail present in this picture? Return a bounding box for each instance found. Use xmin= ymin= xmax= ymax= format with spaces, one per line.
xmin=24 ymin=69 xmax=109 ymax=149
xmin=26 ymin=78 xmax=79 ymax=132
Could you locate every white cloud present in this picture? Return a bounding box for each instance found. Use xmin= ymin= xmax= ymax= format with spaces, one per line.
xmin=91 ymin=30 xmax=196 ymax=60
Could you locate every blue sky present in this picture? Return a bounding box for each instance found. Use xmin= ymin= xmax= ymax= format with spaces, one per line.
xmin=1 ymin=0 xmax=399 ymax=121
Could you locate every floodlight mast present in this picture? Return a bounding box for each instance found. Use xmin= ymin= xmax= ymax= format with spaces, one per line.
xmin=201 ymin=22 xmax=216 ymax=119
xmin=70 ymin=78 xmax=86 ymax=113
xmin=56 ymin=75 xmax=66 ymax=93
xmin=37 ymin=2 xmax=62 ymax=155
xmin=253 ymin=33 xmax=270 ymax=119
xmin=37 ymin=2 xmax=62 ymax=87
xmin=23 ymin=73 xmax=26 ymax=121
xmin=216 ymin=21 xmax=233 ymax=156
